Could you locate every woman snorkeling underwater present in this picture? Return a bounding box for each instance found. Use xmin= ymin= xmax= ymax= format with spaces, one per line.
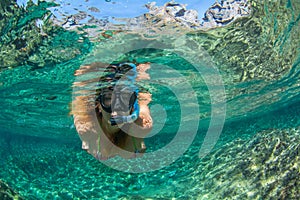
xmin=72 ymin=62 xmax=152 ymax=160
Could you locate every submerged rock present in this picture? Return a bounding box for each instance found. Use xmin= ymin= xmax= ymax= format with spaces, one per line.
xmin=191 ymin=128 xmax=300 ymax=199
xmin=0 ymin=180 xmax=24 ymax=200
xmin=0 ymin=0 xmax=91 ymax=70
xmin=109 ymin=0 xmax=298 ymax=82
xmin=193 ymin=0 xmax=299 ymax=82
xmin=0 ymin=0 xmax=44 ymax=70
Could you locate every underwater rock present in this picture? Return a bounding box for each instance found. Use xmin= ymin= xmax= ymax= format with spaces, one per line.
xmin=0 ymin=0 xmax=91 ymax=70
xmin=191 ymin=128 xmax=300 ymax=199
xmin=193 ymin=0 xmax=299 ymax=82
xmin=0 ymin=0 xmax=43 ymax=70
xmin=0 ymin=180 xmax=24 ymax=200
xmin=111 ymin=0 xmax=298 ymax=82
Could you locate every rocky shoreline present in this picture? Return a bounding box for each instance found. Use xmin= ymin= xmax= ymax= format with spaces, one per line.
xmin=201 ymin=0 xmax=251 ymax=29
xmin=108 ymin=0 xmax=252 ymax=32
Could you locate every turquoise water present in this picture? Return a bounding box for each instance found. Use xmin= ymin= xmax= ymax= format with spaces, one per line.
xmin=0 ymin=0 xmax=300 ymax=199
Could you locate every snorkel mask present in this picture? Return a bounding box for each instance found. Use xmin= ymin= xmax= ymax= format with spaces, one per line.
xmin=97 ymin=63 xmax=140 ymax=125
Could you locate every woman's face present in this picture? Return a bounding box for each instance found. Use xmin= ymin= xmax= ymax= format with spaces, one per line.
xmin=99 ymin=86 xmax=136 ymax=125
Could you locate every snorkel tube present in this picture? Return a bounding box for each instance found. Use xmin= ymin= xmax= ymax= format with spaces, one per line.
xmin=110 ymin=98 xmax=140 ymax=126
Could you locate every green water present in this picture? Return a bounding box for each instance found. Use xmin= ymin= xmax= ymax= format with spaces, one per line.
xmin=0 ymin=0 xmax=300 ymax=199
